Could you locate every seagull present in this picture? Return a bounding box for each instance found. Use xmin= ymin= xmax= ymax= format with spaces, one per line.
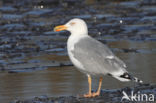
xmin=54 ymin=18 xmax=143 ymax=98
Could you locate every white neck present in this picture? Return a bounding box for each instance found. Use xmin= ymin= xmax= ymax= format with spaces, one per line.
xmin=71 ymin=32 xmax=88 ymax=36
xmin=69 ymin=26 xmax=88 ymax=36
xmin=68 ymin=32 xmax=88 ymax=47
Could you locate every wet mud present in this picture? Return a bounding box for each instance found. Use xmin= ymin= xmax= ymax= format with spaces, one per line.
xmin=0 ymin=0 xmax=155 ymax=73
xmin=12 ymin=84 xmax=156 ymax=103
xmin=0 ymin=0 xmax=156 ymax=103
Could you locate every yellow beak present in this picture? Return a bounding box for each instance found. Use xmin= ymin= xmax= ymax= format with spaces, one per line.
xmin=54 ymin=25 xmax=67 ymax=32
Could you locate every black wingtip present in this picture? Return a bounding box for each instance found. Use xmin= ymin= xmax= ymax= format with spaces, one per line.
xmin=120 ymin=72 xmax=143 ymax=84
xmin=120 ymin=72 xmax=131 ymax=79
xmin=133 ymin=77 xmax=143 ymax=84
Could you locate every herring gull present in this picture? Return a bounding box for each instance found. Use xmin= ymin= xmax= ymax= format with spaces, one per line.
xmin=54 ymin=18 xmax=143 ymax=98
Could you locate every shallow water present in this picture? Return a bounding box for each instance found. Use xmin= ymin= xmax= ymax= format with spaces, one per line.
xmin=0 ymin=40 xmax=156 ymax=103
xmin=0 ymin=0 xmax=156 ymax=103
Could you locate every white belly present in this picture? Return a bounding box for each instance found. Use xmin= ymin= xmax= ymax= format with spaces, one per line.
xmin=67 ymin=35 xmax=86 ymax=71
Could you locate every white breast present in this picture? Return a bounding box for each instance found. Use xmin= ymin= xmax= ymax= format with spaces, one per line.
xmin=67 ymin=35 xmax=86 ymax=70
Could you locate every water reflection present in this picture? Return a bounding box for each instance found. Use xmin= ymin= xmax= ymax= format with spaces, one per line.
xmin=0 ymin=66 xmax=86 ymax=102
xmin=0 ymin=41 xmax=155 ymax=103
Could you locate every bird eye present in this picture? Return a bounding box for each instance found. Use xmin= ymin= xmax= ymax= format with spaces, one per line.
xmin=70 ymin=22 xmax=75 ymax=25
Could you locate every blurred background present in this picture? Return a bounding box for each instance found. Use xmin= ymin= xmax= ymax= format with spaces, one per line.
xmin=0 ymin=0 xmax=155 ymax=102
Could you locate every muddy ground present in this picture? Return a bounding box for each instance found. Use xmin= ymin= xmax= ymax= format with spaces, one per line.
xmin=12 ymin=84 xmax=156 ymax=103
xmin=0 ymin=0 xmax=155 ymax=72
xmin=0 ymin=0 xmax=156 ymax=103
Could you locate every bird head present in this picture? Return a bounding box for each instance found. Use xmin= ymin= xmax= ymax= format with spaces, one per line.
xmin=54 ymin=18 xmax=88 ymax=35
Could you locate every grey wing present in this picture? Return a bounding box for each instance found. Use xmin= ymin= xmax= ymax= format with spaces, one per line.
xmin=72 ymin=36 xmax=127 ymax=75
